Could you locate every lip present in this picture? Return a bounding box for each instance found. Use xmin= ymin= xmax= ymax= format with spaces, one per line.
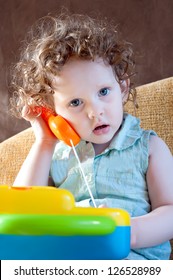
xmin=93 ymin=122 xmax=107 ymax=129
xmin=93 ymin=124 xmax=110 ymax=135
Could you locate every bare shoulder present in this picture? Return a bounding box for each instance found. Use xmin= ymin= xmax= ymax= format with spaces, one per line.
xmin=149 ymin=135 xmax=172 ymax=158
xmin=148 ymin=135 xmax=173 ymax=181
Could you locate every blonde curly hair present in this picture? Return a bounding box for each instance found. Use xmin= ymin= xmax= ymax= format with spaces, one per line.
xmin=10 ymin=12 xmax=136 ymax=117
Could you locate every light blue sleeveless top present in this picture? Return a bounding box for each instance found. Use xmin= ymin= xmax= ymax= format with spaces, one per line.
xmin=50 ymin=113 xmax=171 ymax=260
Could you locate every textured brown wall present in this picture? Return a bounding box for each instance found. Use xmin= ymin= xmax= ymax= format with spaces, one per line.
xmin=1 ymin=0 xmax=173 ymax=142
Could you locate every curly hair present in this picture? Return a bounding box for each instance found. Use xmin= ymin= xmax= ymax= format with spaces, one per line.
xmin=10 ymin=12 xmax=136 ymax=117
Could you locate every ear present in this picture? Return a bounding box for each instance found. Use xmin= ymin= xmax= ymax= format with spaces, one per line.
xmin=120 ymin=79 xmax=130 ymax=104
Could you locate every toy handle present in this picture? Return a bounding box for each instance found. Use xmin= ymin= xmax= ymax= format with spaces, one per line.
xmin=40 ymin=107 xmax=80 ymax=146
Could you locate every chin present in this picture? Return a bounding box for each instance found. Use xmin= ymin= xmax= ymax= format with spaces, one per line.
xmin=93 ymin=136 xmax=114 ymax=145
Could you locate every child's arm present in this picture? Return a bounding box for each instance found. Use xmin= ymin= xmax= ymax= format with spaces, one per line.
xmin=131 ymin=135 xmax=173 ymax=249
xmin=13 ymin=106 xmax=58 ymax=186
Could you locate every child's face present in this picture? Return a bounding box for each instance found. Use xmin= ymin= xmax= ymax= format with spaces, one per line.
xmin=52 ymin=57 xmax=126 ymax=145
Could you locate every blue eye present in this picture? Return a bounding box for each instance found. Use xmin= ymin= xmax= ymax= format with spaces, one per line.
xmin=99 ymin=88 xmax=110 ymax=96
xmin=69 ymin=99 xmax=82 ymax=107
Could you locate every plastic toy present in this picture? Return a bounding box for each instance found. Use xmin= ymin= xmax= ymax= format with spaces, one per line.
xmin=0 ymin=186 xmax=130 ymax=260
xmin=40 ymin=107 xmax=80 ymax=146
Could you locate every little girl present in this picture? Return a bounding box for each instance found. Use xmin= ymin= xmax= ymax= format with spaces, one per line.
xmin=10 ymin=13 xmax=173 ymax=259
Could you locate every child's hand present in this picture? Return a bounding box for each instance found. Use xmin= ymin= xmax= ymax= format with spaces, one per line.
xmin=13 ymin=105 xmax=58 ymax=186
xmin=22 ymin=105 xmax=58 ymax=143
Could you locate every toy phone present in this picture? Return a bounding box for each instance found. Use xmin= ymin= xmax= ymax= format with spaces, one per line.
xmin=40 ymin=107 xmax=80 ymax=146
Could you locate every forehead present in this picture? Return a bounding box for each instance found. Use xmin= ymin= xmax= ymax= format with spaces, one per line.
xmin=51 ymin=57 xmax=115 ymax=88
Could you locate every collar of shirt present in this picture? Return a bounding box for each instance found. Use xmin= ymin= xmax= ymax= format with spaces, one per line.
xmin=109 ymin=113 xmax=143 ymax=151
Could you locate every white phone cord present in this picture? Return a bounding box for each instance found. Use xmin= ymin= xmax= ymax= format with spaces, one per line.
xmin=70 ymin=139 xmax=97 ymax=208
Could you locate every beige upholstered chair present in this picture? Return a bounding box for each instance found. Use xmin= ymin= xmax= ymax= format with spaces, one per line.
xmin=0 ymin=77 xmax=173 ymax=259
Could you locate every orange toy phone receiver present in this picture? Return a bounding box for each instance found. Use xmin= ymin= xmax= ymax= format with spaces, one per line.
xmin=40 ymin=107 xmax=80 ymax=146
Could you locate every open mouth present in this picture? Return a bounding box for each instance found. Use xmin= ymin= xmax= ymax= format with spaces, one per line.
xmin=94 ymin=125 xmax=108 ymax=131
xmin=93 ymin=124 xmax=110 ymax=135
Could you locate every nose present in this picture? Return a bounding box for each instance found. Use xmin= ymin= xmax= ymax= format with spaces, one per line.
xmin=87 ymin=102 xmax=104 ymax=120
